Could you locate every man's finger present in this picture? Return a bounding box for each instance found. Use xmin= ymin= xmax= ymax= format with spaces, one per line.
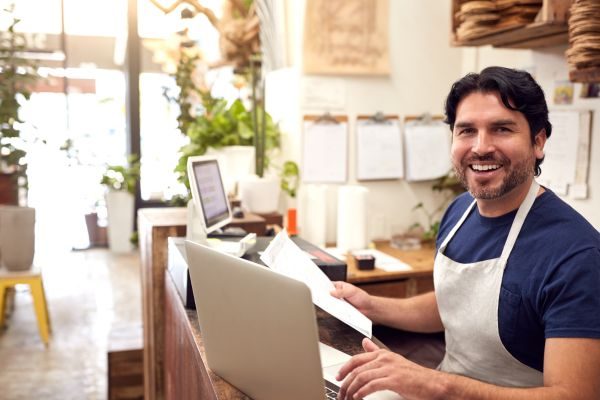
xmin=354 ymin=376 xmax=392 ymax=400
xmin=341 ymin=365 xmax=385 ymax=400
xmin=335 ymin=351 xmax=377 ymax=381
xmin=330 ymin=281 xmax=347 ymax=298
xmin=362 ymin=337 xmax=379 ymax=352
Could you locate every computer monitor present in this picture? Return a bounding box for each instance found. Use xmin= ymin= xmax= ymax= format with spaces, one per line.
xmin=187 ymin=156 xmax=232 ymax=235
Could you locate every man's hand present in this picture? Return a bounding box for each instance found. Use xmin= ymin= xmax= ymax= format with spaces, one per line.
xmin=336 ymin=338 xmax=432 ymax=400
xmin=330 ymin=281 xmax=373 ymax=316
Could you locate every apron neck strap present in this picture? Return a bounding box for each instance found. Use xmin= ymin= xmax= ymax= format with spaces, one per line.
xmin=439 ymin=200 xmax=477 ymax=251
xmin=439 ymin=181 xmax=540 ymax=257
xmin=499 ymin=180 xmax=540 ymax=262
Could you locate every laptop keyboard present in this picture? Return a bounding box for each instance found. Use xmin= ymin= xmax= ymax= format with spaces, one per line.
xmin=325 ymin=380 xmax=339 ymax=399
xmin=325 ymin=380 xmax=364 ymax=400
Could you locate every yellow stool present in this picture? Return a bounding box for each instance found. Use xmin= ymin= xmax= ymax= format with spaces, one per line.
xmin=0 ymin=267 xmax=52 ymax=346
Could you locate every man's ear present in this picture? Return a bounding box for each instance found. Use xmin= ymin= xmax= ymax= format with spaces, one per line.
xmin=534 ymin=129 xmax=547 ymax=159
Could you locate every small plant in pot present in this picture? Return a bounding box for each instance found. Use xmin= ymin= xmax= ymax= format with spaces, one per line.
xmin=100 ymin=155 xmax=140 ymax=253
xmin=409 ymin=171 xmax=466 ymax=244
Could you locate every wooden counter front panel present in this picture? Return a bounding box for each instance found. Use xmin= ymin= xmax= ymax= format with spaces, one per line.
xmin=139 ymin=210 xmax=187 ymax=400
xmin=357 ymin=276 xmax=434 ymax=298
xmin=165 ymin=272 xmax=217 ymax=400
xmin=139 ymin=208 xmax=268 ymax=400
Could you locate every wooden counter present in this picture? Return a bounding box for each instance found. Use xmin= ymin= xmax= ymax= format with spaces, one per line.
xmin=164 ymin=270 xmax=444 ymax=399
xmin=139 ymin=208 xmax=435 ymax=399
xmin=346 ymin=241 xmax=436 ymax=298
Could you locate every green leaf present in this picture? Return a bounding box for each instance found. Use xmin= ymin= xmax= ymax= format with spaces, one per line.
xmin=238 ymin=120 xmax=253 ymax=140
xmin=100 ymin=153 xmax=140 ymax=195
xmin=229 ymin=99 xmax=246 ymax=120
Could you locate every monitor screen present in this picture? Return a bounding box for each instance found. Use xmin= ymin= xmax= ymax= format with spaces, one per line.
xmin=191 ymin=159 xmax=230 ymax=231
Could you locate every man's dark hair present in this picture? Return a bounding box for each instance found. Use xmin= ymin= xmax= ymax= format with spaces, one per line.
xmin=444 ymin=66 xmax=552 ymax=176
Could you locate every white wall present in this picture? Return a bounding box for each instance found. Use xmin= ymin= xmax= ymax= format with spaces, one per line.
xmin=267 ymin=0 xmax=600 ymax=246
xmin=267 ymin=0 xmax=463 ymax=244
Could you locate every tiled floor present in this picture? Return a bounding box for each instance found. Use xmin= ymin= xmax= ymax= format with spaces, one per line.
xmin=0 ymin=247 xmax=141 ymax=400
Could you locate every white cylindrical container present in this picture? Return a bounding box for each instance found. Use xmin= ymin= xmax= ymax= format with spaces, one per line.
xmin=0 ymin=205 xmax=35 ymax=271
xmin=105 ymin=190 xmax=134 ymax=253
xmin=206 ymin=146 xmax=255 ymax=196
xmin=299 ymin=184 xmax=328 ymax=247
xmin=336 ymin=185 xmax=368 ymax=252
xmin=238 ymin=175 xmax=281 ymax=214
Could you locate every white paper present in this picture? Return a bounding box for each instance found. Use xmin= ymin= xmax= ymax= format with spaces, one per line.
xmin=356 ymin=120 xmax=403 ymax=180
xmin=302 ymin=121 xmax=348 ymax=183
xmin=404 ymin=122 xmax=452 ymax=181
xmin=548 ymin=181 xmax=568 ymax=196
xmin=570 ymin=183 xmax=588 ymax=200
xmin=260 ymin=230 xmax=372 ymax=338
xmin=352 ymin=249 xmax=412 ymax=272
xmin=574 ymin=111 xmax=591 ymax=185
xmin=539 ymin=111 xmax=580 ymax=191
xmin=301 ymin=78 xmax=347 ymax=110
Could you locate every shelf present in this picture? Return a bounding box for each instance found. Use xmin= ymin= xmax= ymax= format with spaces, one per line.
xmin=569 ymin=67 xmax=600 ymax=84
xmin=451 ymin=0 xmax=572 ymax=49
xmin=452 ymin=21 xmax=568 ymax=48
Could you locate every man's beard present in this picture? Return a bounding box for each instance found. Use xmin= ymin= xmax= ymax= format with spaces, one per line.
xmin=453 ymin=153 xmax=534 ymax=200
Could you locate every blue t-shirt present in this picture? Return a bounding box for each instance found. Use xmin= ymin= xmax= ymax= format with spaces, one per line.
xmin=436 ymin=189 xmax=600 ymax=372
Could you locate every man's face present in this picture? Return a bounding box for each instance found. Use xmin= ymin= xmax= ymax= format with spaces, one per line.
xmin=451 ymin=91 xmax=545 ymax=200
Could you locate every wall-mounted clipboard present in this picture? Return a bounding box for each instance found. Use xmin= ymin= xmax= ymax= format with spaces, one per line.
xmin=302 ymin=114 xmax=349 ymax=183
xmin=403 ymin=114 xmax=452 ymax=182
xmin=539 ymin=109 xmax=592 ymax=198
xmin=356 ymin=113 xmax=403 ymax=181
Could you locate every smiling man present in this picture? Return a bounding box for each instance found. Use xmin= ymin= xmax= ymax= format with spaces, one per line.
xmin=331 ymin=67 xmax=600 ymax=399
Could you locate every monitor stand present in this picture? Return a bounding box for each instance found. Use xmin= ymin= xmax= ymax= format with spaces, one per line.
xmin=186 ymin=200 xmax=256 ymax=257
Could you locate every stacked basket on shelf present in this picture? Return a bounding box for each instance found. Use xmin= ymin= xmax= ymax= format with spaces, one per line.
xmin=455 ymin=0 xmax=543 ymax=41
xmin=566 ymin=0 xmax=600 ymax=79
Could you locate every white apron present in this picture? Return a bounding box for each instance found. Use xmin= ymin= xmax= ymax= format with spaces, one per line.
xmin=434 ymin=181 xmax=544 ymax=387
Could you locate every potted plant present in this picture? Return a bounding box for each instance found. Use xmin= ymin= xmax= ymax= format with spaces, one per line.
xmin=100 ymin=155 xmax=140 ymax=253
xmin=0 ymin=5 xmax=38 ymax=205
xmin=162 ymin=30 xmax=281 ymax=211
xmin=174 ymin=93 xmax=281 ymax=205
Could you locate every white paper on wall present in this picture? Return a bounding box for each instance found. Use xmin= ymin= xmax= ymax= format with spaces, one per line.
xmin=301 ymin=78 xmax=347 ymax=110
xmin=404 ymin=122 xmax=452 ymax=181
xmin=539 ymin=110 xmax=591 ymax=197
xmin=356 ymin=119 xmax=404 ymax=180
xmin=302 ymin=120 xmax=348 ymax=183
xmin=573 ymin=110 xmax=591 ymax=199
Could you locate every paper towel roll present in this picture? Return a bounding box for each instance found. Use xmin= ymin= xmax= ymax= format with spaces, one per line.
xmin=300 ymin=184 xmax=328 ymax=247
xmin=337 ymin=185 xmax=368 ymax=252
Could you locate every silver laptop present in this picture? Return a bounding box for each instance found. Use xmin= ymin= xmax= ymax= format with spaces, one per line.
xmin=185 ymin=240 xmax=402 ymax=400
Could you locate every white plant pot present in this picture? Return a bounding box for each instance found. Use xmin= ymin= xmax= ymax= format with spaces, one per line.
xmin=205 ymin=146 xmax=255 ymax=195
xmin=0 ymin=205 xmax=35 ymax=271
xmin=105 ymin=190 xmax=134 ymax=253
xmin=238 ymin=175 xmax=281 ymax=214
